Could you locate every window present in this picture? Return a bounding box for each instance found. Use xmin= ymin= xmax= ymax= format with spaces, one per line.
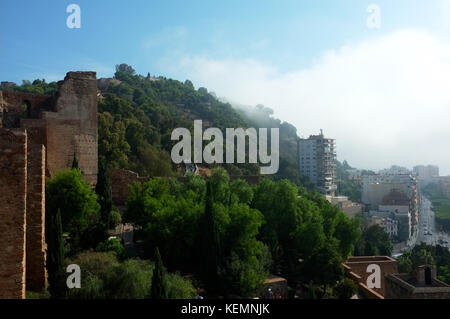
xmin=21 ymin=100 xmax=31 ymax=118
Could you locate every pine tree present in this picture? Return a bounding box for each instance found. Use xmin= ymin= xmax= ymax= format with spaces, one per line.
xmin=150 ymin=247 xmax=168 ymax=299
xmin=95 ymin=159 xmax=113 ymax=229
xmin=71 ymin=152 xmax=79 ymax=169
xmin=47 ymin=209 xmax=66 ymax=299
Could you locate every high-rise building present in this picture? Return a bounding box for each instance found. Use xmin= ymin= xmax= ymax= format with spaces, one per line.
xmin=298 ymin=130 xmax=337 ymax=196
xmin=413 ymin=165 xmax=439 ymax=181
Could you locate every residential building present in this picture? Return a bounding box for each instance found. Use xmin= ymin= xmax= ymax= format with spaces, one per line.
xmin=326 ymin=195 xmax=363 ymax=218
xmin=377 ymin=205 xmax=411 ymax=241
xmin=413 ymin=165 xmax=439 ymax=181
xmin=298 ymin=130 xmax=337 ymax=196
xmin=361 ymin=175 xmax=418 ymax=241
xmin=379 ymin=165 xmax=411 ymax=175
xmin=362 ymin=174 xmax=418 ymax=210
xmin=367 ymin=216 xmax=398 ymax=240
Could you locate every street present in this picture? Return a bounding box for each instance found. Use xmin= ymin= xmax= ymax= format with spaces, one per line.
xmin=417 ymin=195 xmax=450 ymax=248
xmin=393 ymin=194 xmax=450 ymax=255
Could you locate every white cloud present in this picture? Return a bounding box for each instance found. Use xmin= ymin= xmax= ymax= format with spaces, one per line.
xmin=165 ymin=29 xmax=450 ymax=175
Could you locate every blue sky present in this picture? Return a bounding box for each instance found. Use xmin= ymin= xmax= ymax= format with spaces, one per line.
xmin=2 ymin=1 xmax=450 ymax=173
xmin=0 ymin=0 xmax=446 ymax=82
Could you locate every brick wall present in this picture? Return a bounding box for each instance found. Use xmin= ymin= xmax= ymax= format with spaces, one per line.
xmin=0 ymin=128 xmax=27 ymax=299
xmin=26 ymin=144 xmax=47 ymax=291
xmin=0 ymin=91 xmax=53 ymax=119
xmin=0 ymin=72 xmax=99 ymax=298
xmin=385 ymin=274 xmax=450 ymax=299
xmin=42 ymin=72 xmax=98 ymax=184
xmin=110 ymin=169 xmax=148 ymax=205
xmin=344 ymin=256 xmax=398 ymax=297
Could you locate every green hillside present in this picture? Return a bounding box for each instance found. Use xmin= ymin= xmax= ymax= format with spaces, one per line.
xmin=6 ymin=64 xmax=307 ymax=185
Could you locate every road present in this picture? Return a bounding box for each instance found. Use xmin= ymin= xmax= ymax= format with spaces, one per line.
xmin=393 ymin=195 xmax=450 ymax=255
xmin=416 ymin=195 xmax=450 ymax=248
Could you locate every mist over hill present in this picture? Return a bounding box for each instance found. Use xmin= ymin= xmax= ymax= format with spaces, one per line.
xmin=3 ymin=64 xmax=312 ymax=186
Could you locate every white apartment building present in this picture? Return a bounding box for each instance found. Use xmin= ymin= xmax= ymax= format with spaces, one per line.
xmin=298 ymin=130 xmax=337 ymax=196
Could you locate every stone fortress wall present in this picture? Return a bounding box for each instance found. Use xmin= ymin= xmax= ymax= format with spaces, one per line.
xmin=0 ymin=71 xmax=98 ymax=298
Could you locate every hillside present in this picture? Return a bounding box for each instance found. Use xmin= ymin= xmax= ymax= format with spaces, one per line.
xmin=3 ymin=64 xmax=307 ymax=185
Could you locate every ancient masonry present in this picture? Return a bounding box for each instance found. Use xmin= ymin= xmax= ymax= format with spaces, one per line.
xmin=0 ymin=72 xmax=98 ymax=298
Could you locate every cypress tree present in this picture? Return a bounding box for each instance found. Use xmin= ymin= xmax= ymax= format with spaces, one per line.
xmin=47 ymin=209 xmax=66 ymax=299
xmin=202 ymin=181 xmax=222 ymax=292
xmin=95 ymin=159 xmax=113 ymax=229
xmin=150 ymin=247 xmax=168 ymax=299
xmin=71 ymin=152 xmax=79 ymax=169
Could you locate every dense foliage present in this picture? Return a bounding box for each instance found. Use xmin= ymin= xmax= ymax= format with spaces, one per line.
xmin=124 ymin=169 xmax=271 ymax=298
xmin=12 ymin=66 xmax=369 ymax=299
xmin=354 ymin=225 xmax=393 ymax=257
xmin=46 ymin=169 xmax=101 ymax=254
xmin=66 ymin=251 xmax=196 ymax=299
xmin=397 ymin=243 xmax=450 ymax=284
xmin=1 ymin=79 xmax=58 ymax=95
xmin=124 ymin=168 xmax=360 ymax=298
xmin=11 ymin=64 xmax=313 ymax=186
xmin=47 ymin=209 xmax=66 ymax=299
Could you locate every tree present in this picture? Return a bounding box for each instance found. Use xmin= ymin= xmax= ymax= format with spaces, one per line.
xmin=47 ymin=209 xmax=66 ymax=299
xmin=184 ymin=80 xmax=194 ymax=89
xmin=201 ymin=181 xmax=222 ymax=293
xmin=219 ymin=203 xmax=270 ymax=297
xmin=150 ymin=247 xmax=168 ymax=299
xmin=115 ymin=63 xmax=136 ymax=76
xmin=72 ymin=152 xmax=79 ymax=169
xmin=354 ymin=225 xmax=392 ymax=257
xmin=301 ymin=241 xmax=344 ymax=298
xmin=66 ymin=251 xmax=196 ymax=299
xmin=334 ymin=278 xmax=357 ymax=299
xmin=96 ymin=238 xmax=127 ymax=261
xmin=97 ymin=110 xmax=131 ymax=168
xmin=46 ymin=169 xmax=100 ymax=253
xmin=397 ymin=243 xmax=450 ymax=284
xmin=95 ymin=159 xmax=114 ymax=229
xmin=124 ymin=178 xmax=203 ymax=268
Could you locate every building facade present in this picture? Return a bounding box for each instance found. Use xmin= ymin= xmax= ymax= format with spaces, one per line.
xmin=298 ymin=130 xmax=337 ymax=196
xmin=413 ymin=165 xmax=439 ymax=181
